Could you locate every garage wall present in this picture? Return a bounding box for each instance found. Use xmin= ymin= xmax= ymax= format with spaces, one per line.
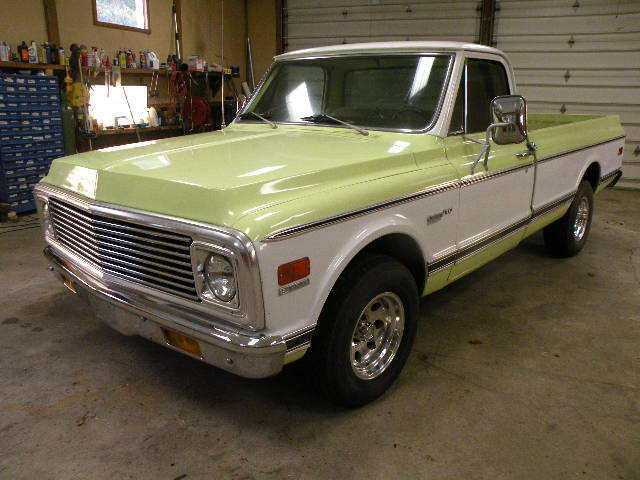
xmin=247 ymin=0 xmax=277 ymax=82
xmin=284 ymin=0 xmax=640 ymax=182
xmin=0 ymin=0 xmax=48 ymax=46
xmin=494 ymin=0 xmax=640 ymax=181
xmin=284 ymin=0 xmax=479 ymax=52
xmin=0 ymin=0 xmax=247 ymax=80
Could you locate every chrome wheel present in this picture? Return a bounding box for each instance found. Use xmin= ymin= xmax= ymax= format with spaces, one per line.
xmin=350 ymin=292 xmax=405 ymax=380
xmin=573 ymin=196 xmax=590 ymax=241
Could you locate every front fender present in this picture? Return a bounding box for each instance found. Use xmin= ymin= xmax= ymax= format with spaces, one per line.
xmin=254 ymin=209 xmax=431 ymax=336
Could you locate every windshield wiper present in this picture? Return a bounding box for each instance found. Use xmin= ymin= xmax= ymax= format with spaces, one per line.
xmin=240 ymin=111 xmax=277 ymax=129
xmin=300 ymin=113 xmax=369 ymax=136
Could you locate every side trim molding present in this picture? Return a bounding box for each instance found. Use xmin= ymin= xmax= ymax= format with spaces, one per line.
xmin=261 ymin=136 xmax=624 ymax=242
xmin=427 ymin=191 xmax=576 ymax=276
xmin=599 ymin=168 xmax=622 ymax=187
xmin=536 ymin=135 xmax=625 ymax=164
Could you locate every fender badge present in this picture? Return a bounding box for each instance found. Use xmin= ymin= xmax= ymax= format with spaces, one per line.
xmin=278 ymin=278 xmax=310 ymax=296
xmin=427 ymin=208 xmax=453 ymax=225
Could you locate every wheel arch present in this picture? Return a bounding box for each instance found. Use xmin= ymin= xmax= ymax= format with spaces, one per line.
xmin=311 ymin=227 xmax=428 ymax=326
xmin=581 ymin=161 xmax=601 ymax=191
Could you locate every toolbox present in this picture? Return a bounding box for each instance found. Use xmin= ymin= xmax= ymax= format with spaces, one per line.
xmin=0 ymin=73 xmax=65 ymax=213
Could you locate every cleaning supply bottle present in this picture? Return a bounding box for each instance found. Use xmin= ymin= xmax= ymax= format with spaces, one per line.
xmin=20 ymin=41 xmax=29 ymax=62
xmin=50 ymin=44 xmax=58 ymax=64
xmin=28 ymin=41 xmax=37 ymax=63
xmin=44 ymin=42 xmax=52 ymax=64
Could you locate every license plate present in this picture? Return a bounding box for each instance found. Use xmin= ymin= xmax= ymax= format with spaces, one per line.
xmin=162 ymin=329 xmax=202 ymax=358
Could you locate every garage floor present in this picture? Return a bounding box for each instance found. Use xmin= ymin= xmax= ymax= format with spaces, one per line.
xmin=1 ymin=189 xmax=639 ymax=480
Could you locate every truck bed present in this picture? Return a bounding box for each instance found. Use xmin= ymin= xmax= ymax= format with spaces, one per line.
xmin=528 ymin=114 xmax=624 ymax=167
xmin=528 ymin=113 xmax=602 ymax=131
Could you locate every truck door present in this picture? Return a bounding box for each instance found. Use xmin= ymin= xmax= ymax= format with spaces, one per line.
xmin=443 ymin=55 xmax=535 ymax=281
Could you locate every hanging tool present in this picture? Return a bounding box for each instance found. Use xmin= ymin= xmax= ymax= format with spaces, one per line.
xmin=247 ymin=37 xmax=255 ymax=90
xmin=122 ymin=86 xmax=142 ymax=142
xmin=150 ymin=70 xmax=159 ymax=97
xmin=171 ymin=0 xmax=182 ymax=62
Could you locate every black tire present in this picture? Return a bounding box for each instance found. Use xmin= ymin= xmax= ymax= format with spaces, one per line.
xmin=308 ymin=253 xmax=419 ymax=407
xmin=543 ymin=180 xmax=594 ymax=257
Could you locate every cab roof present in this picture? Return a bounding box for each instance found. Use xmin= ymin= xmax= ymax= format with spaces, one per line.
xmin=275 ymin=41 xmax=505 ymax=61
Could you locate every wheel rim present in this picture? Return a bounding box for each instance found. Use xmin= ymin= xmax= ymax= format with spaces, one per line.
xmin=573 ymin=196 xmax=590 ymax=241
xmin=350 ymin=292 xmax=405 ymax=380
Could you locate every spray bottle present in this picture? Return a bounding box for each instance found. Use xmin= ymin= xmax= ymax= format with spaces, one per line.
xmin=28 ymin=41 xmax=37 ymax=63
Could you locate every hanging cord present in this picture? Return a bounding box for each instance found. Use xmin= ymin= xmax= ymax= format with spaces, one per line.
xmin=220 ymin=0 xmax=225 ymax=128
xmin=122 ymin=87 xmax=142 ymax=142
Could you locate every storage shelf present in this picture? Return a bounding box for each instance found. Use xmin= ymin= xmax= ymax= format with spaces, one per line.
xmin=0 ymin=62 xmax=228 ymax=78
xmin=0 ymin=61 xmax=66 ymax=71
xmin=94 ymin=125 xmax=182 ymax=136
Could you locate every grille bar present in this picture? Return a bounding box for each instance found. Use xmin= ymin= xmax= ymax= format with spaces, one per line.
xmin=49 ymin=197 xmax=198 ymax=300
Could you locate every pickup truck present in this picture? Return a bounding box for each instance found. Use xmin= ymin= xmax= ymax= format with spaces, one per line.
xmin=35 ymin=42 xmax=625 ymax=406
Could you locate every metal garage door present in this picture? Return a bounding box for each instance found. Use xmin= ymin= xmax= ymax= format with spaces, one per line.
xmin=284 ymin=0 xmax=640 ymax=182
xmin=494 ymin=0 xmax=640 ymax=182
xmin=284 ymin=1 xmax=479 ymax=52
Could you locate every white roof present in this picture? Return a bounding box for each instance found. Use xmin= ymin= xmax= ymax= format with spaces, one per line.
xmin=276 ymin=41 xmax=505 ymax=60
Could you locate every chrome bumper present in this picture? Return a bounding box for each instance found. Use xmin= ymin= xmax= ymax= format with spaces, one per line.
xmin=44 ymin=246 xmax=287 ymax=379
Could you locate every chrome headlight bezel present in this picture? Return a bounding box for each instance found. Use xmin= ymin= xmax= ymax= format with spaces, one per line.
xmin=34 ymin=193 xmax=55 ymax=240
xmin=191 ymin=242 xmax=240 ymax=309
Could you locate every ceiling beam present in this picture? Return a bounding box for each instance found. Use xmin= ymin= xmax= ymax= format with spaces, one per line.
xmin=42 ymin=0 xmax=61 ymax=46
xmin=478 ymin=0 xmax=497 ymax=47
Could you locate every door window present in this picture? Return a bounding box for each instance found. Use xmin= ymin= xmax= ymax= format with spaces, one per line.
xmin=465 ymin=58 xmax=510 ymax=133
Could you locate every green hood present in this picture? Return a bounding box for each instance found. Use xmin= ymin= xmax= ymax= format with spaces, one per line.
xmin=43 ymin=123 xmax=446 ymax=240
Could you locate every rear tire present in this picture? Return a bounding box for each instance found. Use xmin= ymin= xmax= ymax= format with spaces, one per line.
xmin=309 ymin=253 xmax=419 ymax=407
xmin=543 ymin=180 xmax=594 ymax=257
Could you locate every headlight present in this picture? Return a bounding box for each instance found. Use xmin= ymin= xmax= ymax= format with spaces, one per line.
xmin=203 ymin=254 xmax=237 ymax=302
xmin=35 ymin=197 xmax=55 ymax=239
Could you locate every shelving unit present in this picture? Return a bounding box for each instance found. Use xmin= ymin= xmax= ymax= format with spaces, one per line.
xmin=0 ymin=73 xmax=64 ymax=213
xmin=0 ymin=61 xmax=222 ymax=77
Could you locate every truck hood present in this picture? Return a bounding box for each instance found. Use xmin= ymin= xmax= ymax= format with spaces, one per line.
xmin=43 ymin=124 xmax=429 ymax=236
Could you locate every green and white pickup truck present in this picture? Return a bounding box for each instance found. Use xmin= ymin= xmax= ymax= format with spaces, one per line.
xmin=35 ymin=42 xmax=625 ymax=406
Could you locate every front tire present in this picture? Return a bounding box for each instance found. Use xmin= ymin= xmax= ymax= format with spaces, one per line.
xmin=543 ymin=180 xmax=594 ymax=257
xmin=309 ymin=254 xmax=419 ymax=407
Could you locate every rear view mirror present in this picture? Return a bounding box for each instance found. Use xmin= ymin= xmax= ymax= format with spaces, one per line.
xmin=490 ymin=95 xmax=527 ymax=145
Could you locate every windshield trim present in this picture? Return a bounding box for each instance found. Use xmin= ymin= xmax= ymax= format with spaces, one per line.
xmin=235 ymin=52 xmax=456 ymax=135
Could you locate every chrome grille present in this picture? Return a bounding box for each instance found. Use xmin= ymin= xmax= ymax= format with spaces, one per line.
xmin=48 ymin=198 xmax=198 ymax=300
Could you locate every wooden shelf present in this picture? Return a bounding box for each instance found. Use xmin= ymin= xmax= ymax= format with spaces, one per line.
xmin=0 ymin=61 xmax=66 ymax=71
xmin=94 ymin=125 xmax=182 ymax=136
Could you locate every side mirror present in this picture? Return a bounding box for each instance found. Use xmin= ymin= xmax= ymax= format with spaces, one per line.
xmin=490 ymin=95 xmax=527 ymax=145
xmin=468 ymin=94 xmax=531 ymax=174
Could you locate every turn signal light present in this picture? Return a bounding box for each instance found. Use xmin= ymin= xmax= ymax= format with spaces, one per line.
xmin=278 ymin=257 xmax=310 ymax=286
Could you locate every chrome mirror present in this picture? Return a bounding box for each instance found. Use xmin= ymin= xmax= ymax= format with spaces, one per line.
xmin=468 ymin=94 xmax=530 ymax=174
xmin=490 ymin=95 xmax=527 ymax=145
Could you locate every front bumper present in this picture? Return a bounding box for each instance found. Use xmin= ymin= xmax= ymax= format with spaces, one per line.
xmin=44 ymin=246 xmax=287 ymax=378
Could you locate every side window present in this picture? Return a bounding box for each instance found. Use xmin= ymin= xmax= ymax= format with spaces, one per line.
xmin=465 ymin=58 xmax=510 ymax=134
xmin=449 ymin=73 xmax=465 ymax=134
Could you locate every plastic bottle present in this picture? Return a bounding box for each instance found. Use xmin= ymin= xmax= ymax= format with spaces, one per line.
xmin=44 ymin=42 xmax=52 ymax=64
xmin=28 ymin=41 xmax=37 ymax=63
xmin=20 ymin=41 xmax=29 ymax=62
xmin=0 ymin=42 xmax=9 ymax=62
xmin=50 ymin=44 xmax=58 ymax=64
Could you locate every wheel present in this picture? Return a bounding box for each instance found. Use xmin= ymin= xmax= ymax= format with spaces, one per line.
xmin=308 ymin=253 xmax=419 ymax=407
xmin=543 ymin=180 xmax=594 ymax=257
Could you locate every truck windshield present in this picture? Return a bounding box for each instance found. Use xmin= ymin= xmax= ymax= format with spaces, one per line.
xmin=240 ymin=54 xmax=452 ymax=131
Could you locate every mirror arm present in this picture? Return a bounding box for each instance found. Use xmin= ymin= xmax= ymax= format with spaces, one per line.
xmin=470 ymin=122 xmax=512 ymax=174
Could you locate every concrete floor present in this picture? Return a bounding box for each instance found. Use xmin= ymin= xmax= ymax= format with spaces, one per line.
xmin=1 ymin=188 xmax=639 ymax=480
